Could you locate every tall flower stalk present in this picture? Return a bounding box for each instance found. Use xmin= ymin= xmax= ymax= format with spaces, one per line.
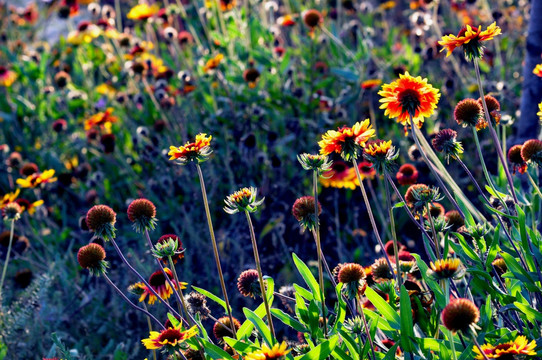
xmin=0 ymin=219 xmax=16 ymax=297
xmin=224 ymin=187 xmax=275 ymax=340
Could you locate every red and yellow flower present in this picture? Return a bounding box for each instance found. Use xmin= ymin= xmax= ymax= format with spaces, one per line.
xmin=203 ymin=53 xmax=224 ymax=72
xmin=138 ymin=268 xmax=187 ymax=305
xmin=533 ymin=64 xmax=542 ymax=78
xmin=361 ymin=79 xmax=382 ymax=90
xmin=16 ymin=169 xmax=57 ymax=188
xmin=67 ymin=21 xmax=101 ymax=45
xmin=438 ymin=22 xmax=501 ymax=60
xmin=127 ymin=3 xmax=159 ymax=20
xmin=318 ymin=119 xmax=375 ymax=160
xmin=245 ymin=341 xmax=291 ymax=360
xmin=168 ymin=133 xmax=213 ymax=165
xmin=0 ymin=189 xmax=20 ymax=209
xmin=538 ymin=102 xmax=542 ymax=121
xmin=473 ymin=335 xmax=537 ymax=359
xmin=84 ymin=108 xmax=118 ymax=131
xmin=379 ymin=72 xmax=440 ymax=129
xmin=141 ymin=324 xmax=198 ymax=350
xmin=15 ymin=198 xmax=44 ymax=215
xmin=0 ymin=66 xmax=17 ymax=87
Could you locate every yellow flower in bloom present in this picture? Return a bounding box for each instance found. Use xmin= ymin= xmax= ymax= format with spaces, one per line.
xmin=67 ymin=22 xmax=102 ymax=45
xmin=538 ymin=102 xmax=542 ymax=121
xmin=224 ymin=187 xmax=264 ymax=214
xmin=0 ymin=189 xmax=20 ymax=208
xmin=361 ymin=79 xmax=382 ymax=90
xmin=0 ymin=66 xmax=17 ymax=87
xmin=364 ymin=140 xmax=392 ymax=156
xmin=318 ymin=119 xmax=375 ymax=161
xmin=168 ymin=133 xmax=213 ymax=165
xmin=138 ymin=268 xmax=187 ymax=305
xmin=438 ymin=22 xmax=501 ymax=60
xmin=533 ymin=64 xmax=542 ymax=77
xmin=205 ymin=0 xmax=236 ymax=11
xmin=245 ymin=341 xmax=291 ymax=360
xmin=378 ymin=72 xmax=440 ymax=129
xmin=84 ymin=108 xmax=118 ymax=131
xmin=16 ymin=199 xmax=44 ymax=215
xmin=141 ymin=324 xmax=198 ymax=350
xmin=127 ymin=3 xmax=159 ymax=20
xmin=378 ymin=1 xmax=396 ymax=10
xmin=473 ymin=335 xmax=537 ymax=359
xmin=96 ymin=83 xmax=116 ymax=98
xmin=320 ymin=161 xmax=374 ymax=189
xmin=16 ymin=170 xmax=57 ymax=188
xmin=203 ymin=53 xmax=224 ymax=72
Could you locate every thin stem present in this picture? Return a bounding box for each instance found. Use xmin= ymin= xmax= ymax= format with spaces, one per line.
xmin=409 ymin=115 xmax=465 ymax=218
xmin=109 ymin=238 xmax=182 ymax=319
xmin=114 ymin=0 xmax=122 ymax=32
xmin=142 ymin=302 xmax=158 ymax=360
xmin=384 ymin=176 xmax=402 ymax=287
xmin=527 ymin=171 xmax=542 ymax=198
xmin=0 ymin=219 xmax=15 ymax=297
xmin=312 ymin=170 xmax=327 ymax=338
xmin=245 ymin=211 xmax=276 ymax=341
xmin=444 ymin=281 xmax=458 ymax=360
xmin=471 ymin=334 xmax=491 ymax=360
xmin=456 ymin=157 xmax=491 ymax=205
xmin=426 ymin=203 xmax=441 ymax=259
xmin=352 ymin=159 xmax=397 ymax=283
xmin=355 ymin=297 xmax=377 ymax=360
xmin=102 ymin=273 xmax=165 ymax=329
xmin=195 ymin=164 xmax=237 ymax=337
xmin=168 ymin=256 xmax=192 ymax=325
xmin=473 ymin=58 xmax=518 ymax=204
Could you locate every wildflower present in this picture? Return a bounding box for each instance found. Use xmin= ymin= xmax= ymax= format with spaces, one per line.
xmin=405 ymin=183 xmax=429 ymax=214
xmin=371 ymin=258 xmax=394 ymax=282
xmin=0 ymin=66 xmax=17 ymax=87
xmin=203 ymin=54 xmax=224 ymax=72
xmin=15 ymin=198 xmax=44 ymax=215
xmin=521 ymin=139 xmax=542 ymax=166
xmin=184 ymin=291 xmax=211 ymax=320
xmin=237 ymin=269 xmax=263 ymax=298
xmin=141 ymin=324 xmax=198 ymax=350
xmin=139 ymin=268 xmax=184 ymax=305
xmin=292 ymin=196 xmax=321 ymax=232
xmin=127 ymin=3 xmax=159 ymax=20
xmin=168 ymin=133 xmax=213 ymax=165
xmin=243 ymin=67 xmax=260 ymax=88
xmin=156 ymin=234 xmax=184 ymax=264
xmin=302 ymin=9 xmax=322 ymax=28
xmin=297 ymin=153 xmax=333 ymax=174
xmin=538 ymin=102 xmax=542 ymax=121
xmin=396 ymin=163 xmax=419 ymax=185
xmin=427 ymin=258 xmax=465 ymax=280
xmin=178 ymin=31 xmax=194 ymax=46
xmin=337 ymin=263 xmax=365 ymax=299
xmin=20 ymin=163 xmax=39 ymax=177
xmin=224 ymin=187 xmax=264 ymax=214
xmin=343 ymin=316 xmax=365 ymax=335
xmin=534 ymin=64 xmax=542 ymax=77
xmin=245 ymin=342 xmax=291 ymax=360
xmin=441 ymin=298 xmax=480 ymax=333
xmin=361 ymin=79 xmax=382 ymax=90
xmin=473 ymin=335 xmax=537 ymax=359
xmin=16 ymin=169 xmax=57 ymax=188
xmin=213 ymin=316 xmax=241 ymax=342
xmin=14 ymin=268 xmax=33 ymax=288
xmin=363 ymin=139 xmax=399 ymax=174
xmin=67 ymin=21 xmax=101 ymax=45
xmin=378 ymin=72 xmax=440 ymax=129
xmin=54 ymin=71 xmax=71 ymax=88
xmin=84 ymin=108 xmax=118 ymax=131
xmin=428 ymin=202 xmax=445 ymax=218
xmin=77 ymin=243 xmax=109 ymax=276
xmin=278 ymin=14 xmax=296 ymax=26
xmin=318 ymin=119 xmax=375 ymax=161
xmin=438 ymin=22 xmax=501 ymax=60
xmin=477 ymin=95 xmax=501 ymax=127
xmin=384 ymin=240 xmax=406 ymax=257
xmin=507 ymin=145 xmax=527 ymax=174
xmin=3 ymin=202 xmax=22 ymax=221
xmin=127 ymin=198 xmax=157 ymax=233
xmin=86 ymin=205 xmax=116 ymax=240
xmin=432 ymin=129 xmax=464 ymax=162
xmin=320 ymin=161 xmax=358 ymax=189
xmin=52 ymin=119 xmax=68 ymax=133
xmin=128 ymin=282 xmax=147 ymax=296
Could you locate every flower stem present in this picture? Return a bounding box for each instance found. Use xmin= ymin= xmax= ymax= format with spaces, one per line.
xmin=313 ymin=170 xmax=327 ymax=338
xmin=0 ymin=219 xmax=15 ymax=298
xmin=526 ymin=171 xmax=542 ymax=198
xmin=426 ymin=203 xmax=441 ymax=259
xmin=444 ymin=281 xmax=458 ymax=360
xmin=471 ymin=334 xmax=491 ymax=360
xmin=473 ymin=58 xmax=518 ymax=204
xmin=383 ymin=176 xmax=402 ymax=287
xmin=245 ymin=211 xmax=276 ymax=341
xmin=195 ymin=164 xmax=237 ymax=337
xmin=352 ymin=159 xmax=397 ymax=283
xmin=168 ymin=256 xmax=193 ymax=325
xmin=409 ymin=115 xmax=465 ymax=218
xmin=142 ymin=302 xmax=158 ymax=360
xmin=355 ymin=296 xmax=377 ymax=360
xmin=102 ymin=273 xmax=165 ymax=329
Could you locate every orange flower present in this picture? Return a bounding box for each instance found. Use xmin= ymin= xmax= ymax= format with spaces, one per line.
xmin=138 ymin=268 xmax=186 ymax=305
xmin=534 ymin=64 xmax=542 ymax=78
xmin=318 ymin=119 xmax=375 ymax=160
xmin=473 ymin=335 xmax=537 ymax=359
xmin=142 ymin=324 xmax=198 ymax=350
xmin=203 ymin=54 xmax=224 ymax=72
xmin=0 ymin=66 xmax=17 ymax=87
xmin=127 ymin=3 xmax=159 ymax=20
xmin=378 ymin=72 xmax=440 ymax=129
xmin=278 ymin=14 xmax=296 ymax=26
xmin=168 ymin=133 xmax=212 ymax=165
xmin=16 ymin=169 xmax=57 ymax=188
xmin=361 ymin=79 xmax=382 ymax=90
xmin=364 ymin=140 xmax=392 ymax=157
xmin=438 ymin=22 xmax=501 ymax=60
xmin=84 ymin=108 xmax=118 ymax=131
xmin=245 ymin=341 xmax=291 ymax=360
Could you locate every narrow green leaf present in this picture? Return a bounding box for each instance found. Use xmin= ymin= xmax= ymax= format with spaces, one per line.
xmin=244 ymin=308 xmax=273 ymax=346
xmin=192 ymin=286 xmax=228 ymax=312
xmin=199 ymin=338 xmax=235 ymax=360
xmin=400 ymin=286 xmax=415 ymax=353
xmin=292 ymin=253 xmax=322 ymax=302
xmin=364 ymin=287 xmax=400 ymax=329
xmin=271 ymin=308 xmax=306 ymax=333
xmin=294 ymin=335 xmax=338 ymax=360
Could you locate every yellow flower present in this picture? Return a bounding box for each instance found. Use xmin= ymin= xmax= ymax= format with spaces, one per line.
xmin=538 ymin=102 xmax=542 ymax=121
xmin=361 ymin=79 xmax=382 ymax=90
xmin=438 ymin=22 xmax=501 ymax=60
xmin=318 ymin=119 xmax=375 ymax=161
xmin=533 ymin=64 xmax=542 ymax=77
xmin=84 ymin=108 xmax=118 ymax=131
xmin=245 ymin=341 xmax=291 ymax=360
xmin=96 ymin=83 xmax=116 ymax=98
xmin=378 ymin=72 xmax=440 ymax=129
xmin=141 ymin=324 xmax=198 ymax=350
xmin=127 ymin=3 xmax=159 ymax=20
xmin=203 ymin=54 xmax=224 ymax=72
xmin=364 ymin=140 xmax=392 ymax=156
xmin=168 ymin=133 xmax=213 ymax=165
xmin=1 ymin=189 xmax=20 ymax=208
xmin=473 ymin=335 xmax=537 ymax=359
xmin=67 ymin=21 xmax=102 ymax=45
xmin=0 ymin=66 xmax=17 ymax=87
xmin=16 ymin=170 xmax=57 ymax=188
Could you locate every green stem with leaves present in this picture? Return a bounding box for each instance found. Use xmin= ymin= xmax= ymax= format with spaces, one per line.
xmin=383 ymin=176 xmax=401 ymax=287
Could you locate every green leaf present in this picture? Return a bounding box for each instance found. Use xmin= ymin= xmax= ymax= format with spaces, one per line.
xmin=237 ymin=301 xmax=267 ymax=339
xmin=292 ymin=253 xmax=322 ymax=302
xmin=293 ymin=284 xmax=314 ymax=301
xmin=271 ymin=308 xmax=306 ymax=333
xmin=294 ymin=335 xmax=338 ymax=360
xmin=400 ymin=286 xmax=415 ymax=353
xmin=392 ymin=201 xmax=406 ymax=209
xmin=167 ymin=312 xmax=180 ymax=328
xmin=513 ymin=302 xmax=542 ymax=322
xmin=192 ymin=286 xmax=229 ymax=313
xmin=200 ymin=338 xmax=235 ymax=360
xmin=243 ymin=307 xmax=273 ymax=346
xmin=364 ymin=287 xmax=400 ymax=329
xmin=223 ymin=337 xmax=259 ymax=353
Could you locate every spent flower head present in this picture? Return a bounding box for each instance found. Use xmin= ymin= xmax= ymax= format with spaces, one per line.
xmin=292 ymin=196 xmax=321 ymax=232
xmin=441 ymin=298 xmax=480 ymax=334
xmin=127 ymin=198 xmax=158 ymax=233
xmin=77 ymin=243 xmax=109 ymax=276
xmin=297 ymin=153 xmax=333 ymax=175
xmin=86 ymin=205 xmax=116 ymax=241
xmin=168 ymin=133 xmax=213 ymax=165
xmin=521 ymin=139 xmax=542 ymax=167
xmin=432 ymin=129 xmax=464 ymax=162
xmin=224 ymin=187 xmax=264 ymax=214
xmin=508 ymin=144 xmax=527 ymax=174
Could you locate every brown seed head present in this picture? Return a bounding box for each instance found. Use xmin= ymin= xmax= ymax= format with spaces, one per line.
xmin=337 ymin=263 xmax=365 ymax=284
xmin=213 ymin=316 xmax=241 ymax=341
xmin=441 ymin=298 xmax=480 ymax=333
xmin=77 ymin=243 xmax=106 ymax=270
xmin=521 ymin=139 xmax=542 ymax=163
xmin=127 ymin=198 xmax=156 ymax=223
xmin=454 ymin=99 xmax=482 ymax=127
xmin=303 ymin=9 xmax=322 ymax=28
xmin=237 ymin=269 xmax=262 ymax=298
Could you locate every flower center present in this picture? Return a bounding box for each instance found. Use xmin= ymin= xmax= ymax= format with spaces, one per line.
xmin=158 ymin=329 xmax=182 ymax=343
xmin=398 ymin=89 xmax=421 ymax=116
xmin=401 ymin=166 xmax=414 ymax=176
xmin=149 ymin=272 xmax=167 ymax=287
xmin=0 ymin=67 xmax=6 ymax=76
